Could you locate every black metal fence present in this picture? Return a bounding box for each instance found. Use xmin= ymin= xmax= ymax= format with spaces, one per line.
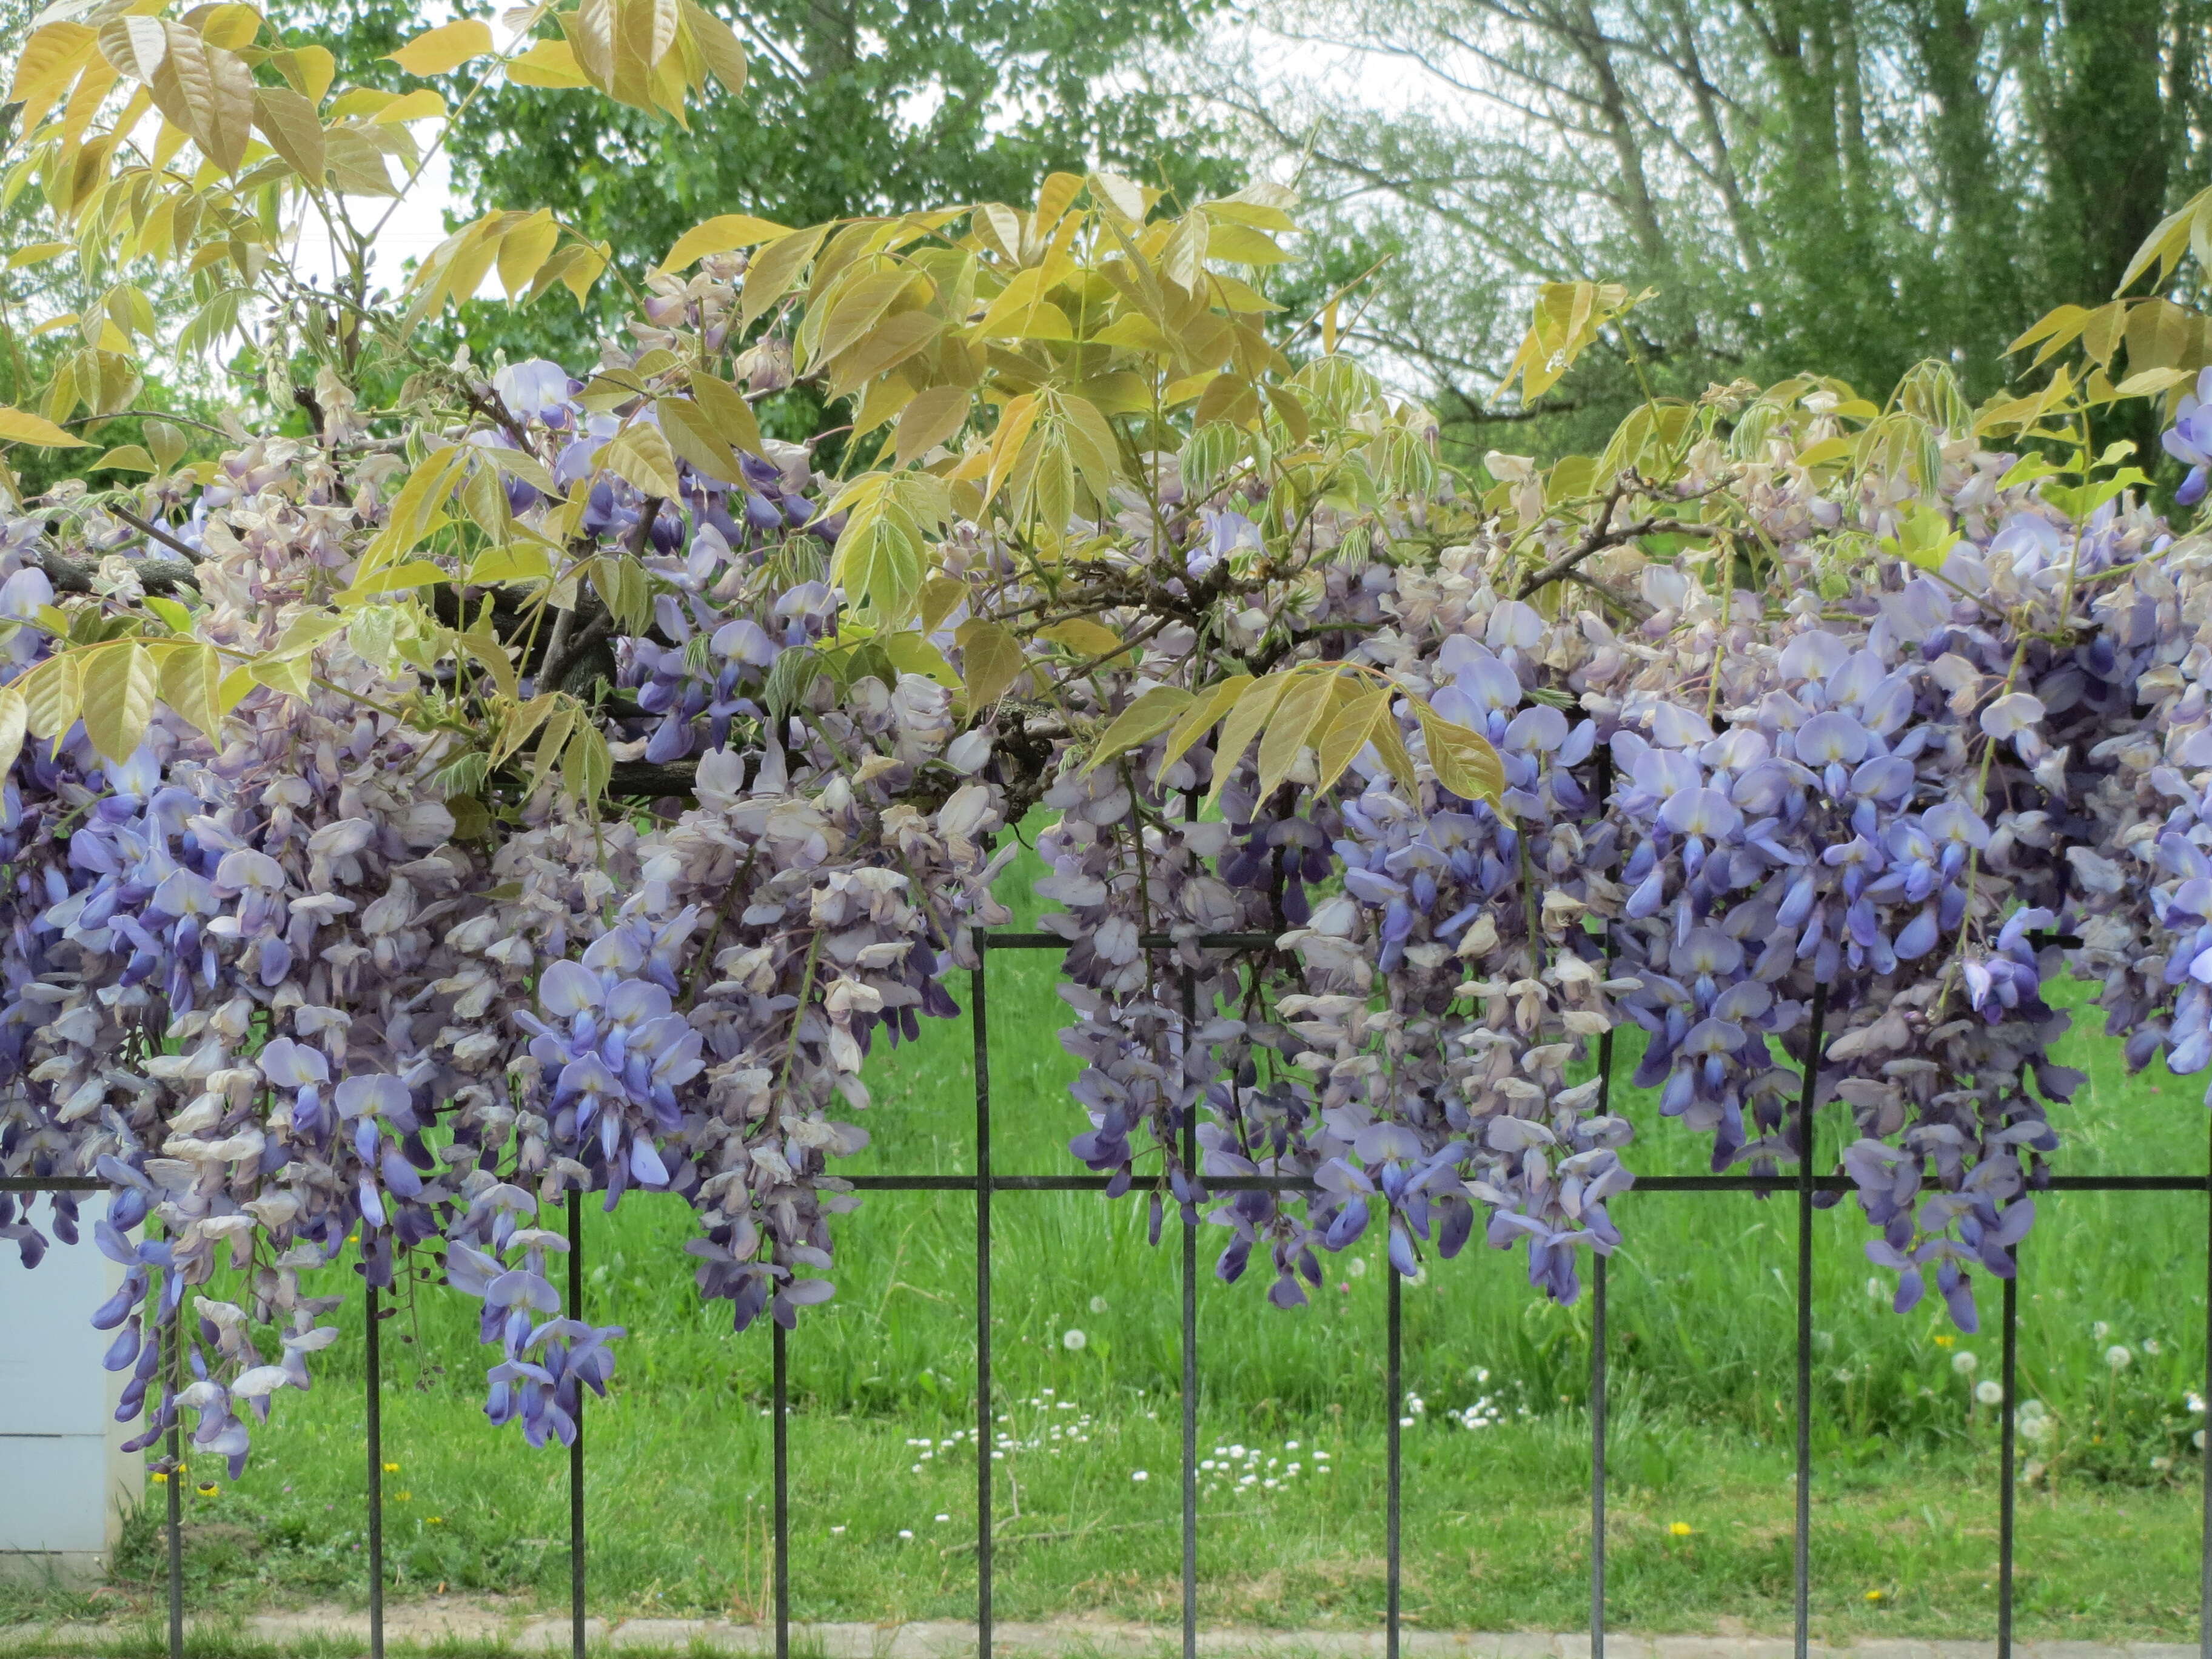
xmin=8 ymin=925 xmax=2212 ymax=1659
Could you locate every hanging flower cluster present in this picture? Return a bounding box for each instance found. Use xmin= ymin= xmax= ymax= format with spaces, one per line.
xmin=10 ymin=2 xmax=2212 ymax=1481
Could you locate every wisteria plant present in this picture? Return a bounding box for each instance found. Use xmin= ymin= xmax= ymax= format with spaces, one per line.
xmin=10 ymin=0 xmax=2212 ymax=1483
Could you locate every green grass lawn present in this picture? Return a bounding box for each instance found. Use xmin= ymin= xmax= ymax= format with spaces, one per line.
xmin=9 ymin=849 xmax=2212 ymax=1644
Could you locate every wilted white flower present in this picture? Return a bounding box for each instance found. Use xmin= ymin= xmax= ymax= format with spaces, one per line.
xmin=1089 ymin=1296 xmax=1108 ymax=1315
xmin=1061 ymin=1329 xmax=1087 ymax=1351
xmin=2093 ymin=1321 xmax=2111 ymax=1342
xmin=2107 ymin=1345 xmax=2134 ymax=1372
xmin=1952 ymin=1351 xmax=1979 ymax=1375
xmin=1976 ymin=1380 xmax=2003 ymax=1405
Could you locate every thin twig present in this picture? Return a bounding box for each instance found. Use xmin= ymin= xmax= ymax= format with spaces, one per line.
xmin=109 ymin=506 xmax=201 ymax=563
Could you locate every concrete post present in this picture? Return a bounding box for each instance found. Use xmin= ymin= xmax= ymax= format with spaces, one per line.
xmin=0 ymin=1195 xmax=143 ymax=1580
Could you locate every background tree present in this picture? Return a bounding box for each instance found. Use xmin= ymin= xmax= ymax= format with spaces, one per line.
xmin=276 ymin=0 xmax=1241 ymax=365
xmin=1201 ymin=0 xmax=2212 ymax=458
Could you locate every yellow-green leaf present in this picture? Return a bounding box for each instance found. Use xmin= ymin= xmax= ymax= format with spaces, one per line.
xmin=0 ymin=687 xmax=27 ymax=775
xmin=250 ymin=84 xmax=324 ymax=181
xmin=79 ymin=642 xmax=158 ymax=763
xmin=156 ymin=640 xmax=223 ymax=740
xmin=689 ymin=372 xmax=766 ymax=459
xmin=0 ymin=406 xmax=89 ymax=448
xmin=1088 ymin=686 xmax=1192 ymax=770
xmin=1416 ymin=705 xmax=1506 ymax=806
xmin=602 ymin=423 xmax=682 ymax=499
xmin=1160 ymin=674 xmax=1251 ymax=774
xmin=1037 ymin=618 xmax=1125 ymax=662
xmin=896 ymin=384 xmax=970 ymax=467
xmin=90 ymin=444 xmax=156 ymax=472
xmin=954 ymin=618 xmax=1025 ymax=708
xmin=1314 ymin=686 xmax=1389 ymax=794
xmin=505 ymin=38 xmax=588 ymax=87
xmin=471 ymin=544 xmax=554 ymax=584
xmin=662 ymin=213 xmax=794 ymax=272
xmin=20 ymin=653 xmax=82 ymax=745
xmin=1205 ymin=673 xmax=1294 ymax=808
xmin=1255 ymin=669 xmax=1337 ymax=802
xmin=387 ymin=19 xmax=495 ymax=76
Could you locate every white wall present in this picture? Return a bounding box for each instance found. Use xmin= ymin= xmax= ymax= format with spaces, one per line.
xmin=0 ymin=1194 xmax=142 ymax=1578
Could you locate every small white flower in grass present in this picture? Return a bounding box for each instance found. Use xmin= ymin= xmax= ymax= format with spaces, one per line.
xmin=1952 ymin=1351 xmax=1978 ymax=1375
xmin=936 ymin=1513 xmax=950 ymax=1523
xmin=2195 ymin=1430 xmax=2206 ymax=1450
xmin=1349 ymin=1258 xmax=1369 ymax=1278
xmin=910 ymin=1464 xmax=922 ymax=1475
xmin=2147 ymin=1338 xmax=2163 ymax=1355
xmin=1865 ymin=1278 xmax=1884 ymax=1303
xmin=1090 ymin=1295 xmax=1109 ymax=1314
xmin=1399 ymin=1416 xmax=1415 ymax=1427
xmin=1285 ymin=1440 xmax=1299 ymax=1450
xmin=2108 ymin=1345 xmax=2134 ymax=1372
xmin=1230 ymin=1444 xmax=1246 ymax=1458
xmin=899 ymin=1530 xmax=914 ymax=1540
xmin=831 ymin=1526 xmax=845 ymax=1535
xmin=1976 ymin=1381 xmax=2003 ymax=1406
xmin=2188 ymin=1392 xmax=2205 ymax=1413
xmin=1131 ymin=1470 xmax=1148 ymax=1483
xmin=2093 ymin=1321 xmax=2111 ymax=1342
xmin=1062 ymin=1329 xmax=1087 ymax=1351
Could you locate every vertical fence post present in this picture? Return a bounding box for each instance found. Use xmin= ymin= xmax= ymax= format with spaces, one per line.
xmin=1386 ymin=1261 xmax=1402 ymax=1659
xmin=973 ymin=927 xmax=994 ymax=1659
xmin=1999 ymin=1256 xmax=2019 ymax=1659
xmin=165 ymin=1299 xmax=183 ymax=1659
xmin=366 ymin=1279 xmax=384 ymax=1659
xmin=1179 ymin=963 xmax=1199 ymax=1659
xmin=773 ymin=1319 xmax=789 ymax=1659
xmin=1793 ymin=979 xmax=1829 ymax=1659
xmin=566 ymin=1188 xmax=585 ymax=1659
xmin=1589 ymin=771 xmax=1613 ymax=1659
xmin=1590 ymin=1250 xmax=1607 ymax=1659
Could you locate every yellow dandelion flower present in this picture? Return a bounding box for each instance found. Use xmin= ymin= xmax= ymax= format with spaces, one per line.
xmin=1669 ymin=1521 xmax=1694 ymax=1537
xmin=151 ymin=1472 xmax=167 ymax=1484
xmin=395 ymin=1490 xmax=411 ymax=1502
xmin=383 ymin=1461 xmax=400 ymax=1473
xmin=427 ymin=1517 xmax=444 ymax=1525
xmin=1934 ymin=1334 xmax=1954 ymax=1348
xmin=1865 ymin=1589 xmax=1887 ymax=1602
xmin=196 ymin=1484 xmax=218 ymax=1497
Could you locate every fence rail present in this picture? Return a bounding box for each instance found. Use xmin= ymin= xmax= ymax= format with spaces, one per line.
xmin=6 ymin=925 xmax=2212 ymax=1659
